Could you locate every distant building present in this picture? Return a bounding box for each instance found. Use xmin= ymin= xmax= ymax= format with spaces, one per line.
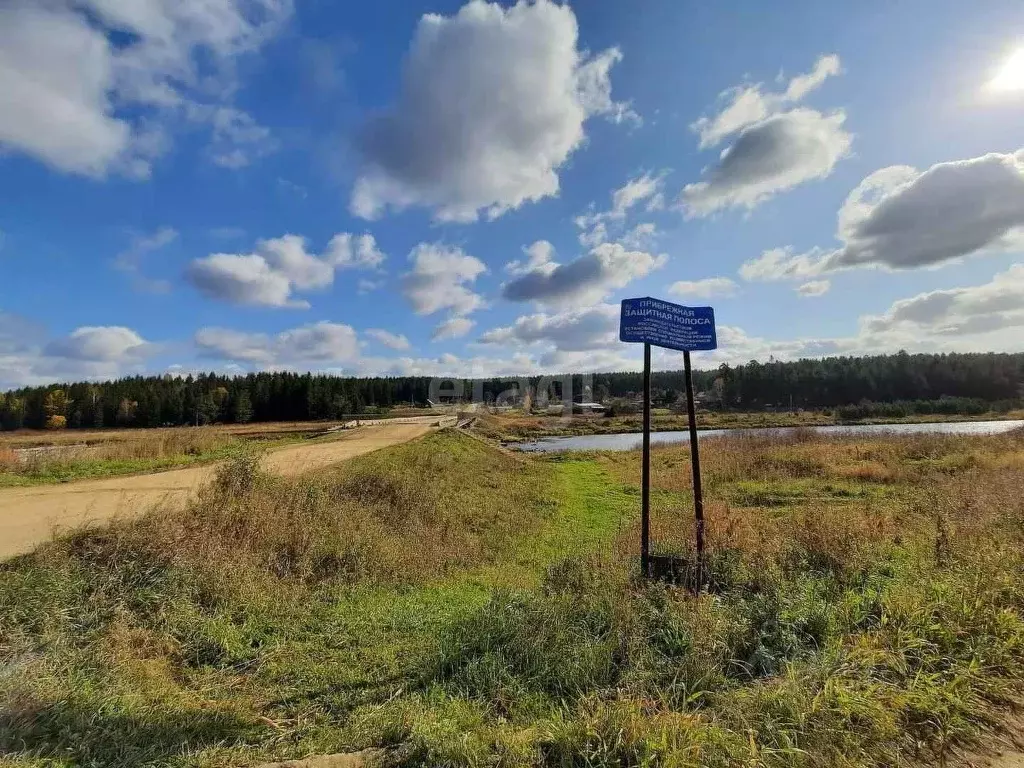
xmin=427 ymin=396 xmax=460 ymax=407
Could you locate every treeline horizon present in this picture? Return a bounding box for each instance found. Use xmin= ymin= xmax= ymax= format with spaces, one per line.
xmin=2 ymin=350 xmax=1023 ymax=430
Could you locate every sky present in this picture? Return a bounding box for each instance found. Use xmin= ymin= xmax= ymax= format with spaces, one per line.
xmin=2 ymin=0 xmax=1024 ymax=389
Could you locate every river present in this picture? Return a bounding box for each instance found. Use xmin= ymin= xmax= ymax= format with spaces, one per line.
xmin=513 ymin=419 xmax=1024 ymax=453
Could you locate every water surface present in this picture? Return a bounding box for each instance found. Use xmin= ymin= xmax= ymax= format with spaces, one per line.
xmin=513 ymin=419 xmax=1024 ymax=453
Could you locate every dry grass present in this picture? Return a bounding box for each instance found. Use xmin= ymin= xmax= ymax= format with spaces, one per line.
xmin=5 ymin=428 xmax=1024 ymax=766
xmin=473 ymin=409 xmax=1024 ymax=442
xmin=419 ymin=432 xmax=1024 ymax=766
xmin=0 ymin=446 xmax=18 ymax=473
xmin=0 ymin=420 xmax=344 ymax=450
xmin=600 ymin=427 xmax=1024 ymax=492
xmin=33 ymin=428 xmax=235 ymax=463
xmin=598 ymin=427 xmax=1024 ymax=591
xmin=0 ymin=425 xmax=328 ymax=486
xmin=48 ymin=430 xmax=551 ymax=591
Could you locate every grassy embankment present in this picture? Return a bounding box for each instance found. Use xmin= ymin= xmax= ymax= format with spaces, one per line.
xmin=0 ymin=425 xmax=331 ymax=488
xmin=473 ymin=408 xmax=1024 ymax=441
xmin=4 ymin=428 xmax=1024 ymax=765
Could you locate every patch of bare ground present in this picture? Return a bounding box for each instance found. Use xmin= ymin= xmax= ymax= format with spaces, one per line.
xmin=252 ymin=749 xmax=383 ymax=768
xmin=0 ymin=422 xmax=433 ymax=559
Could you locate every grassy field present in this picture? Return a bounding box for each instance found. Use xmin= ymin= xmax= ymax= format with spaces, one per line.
xmin=3 ymin=428 xmax=1024 ymax=766
xmin=472 ymin=408 xmax=1024 ymax=441
xmin=0 ymin=424 xmax=332 ymax=487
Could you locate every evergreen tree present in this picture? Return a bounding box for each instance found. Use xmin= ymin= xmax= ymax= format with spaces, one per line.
xmin=4 ymin=351 xmax=1024 ymax=431
xmin=232 ymin=389 xmax=253 ymax=424
xmin=197 ymin=393 xmax=218 ymax=425
xmin=115 ymin=398 xmax=137 ymax=427
xmin=2 ymin=395 xmax=25 ymax=430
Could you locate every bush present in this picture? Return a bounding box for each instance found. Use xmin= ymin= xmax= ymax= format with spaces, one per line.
xmin=835 ymin=397 xmax=1002 ymax=422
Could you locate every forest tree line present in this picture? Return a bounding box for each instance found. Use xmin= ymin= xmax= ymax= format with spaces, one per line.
xmin=2 ymin=351 xmax=1023 ymax=430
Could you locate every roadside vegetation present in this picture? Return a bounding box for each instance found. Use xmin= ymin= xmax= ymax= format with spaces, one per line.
xmin=0 ymin=425 xmax=328 ymax=487
xmin=3 ymin=428 xmax=1024 ymax=766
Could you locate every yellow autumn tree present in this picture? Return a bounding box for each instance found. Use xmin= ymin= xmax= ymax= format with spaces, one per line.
xmin=43 ymin=389 xmax=71 ymax=429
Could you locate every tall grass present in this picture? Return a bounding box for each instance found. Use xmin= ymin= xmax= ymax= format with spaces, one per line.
xmin=0 ymin=429 xmax=243 ymax=485
xmin=413 ymin=459 xmax=1024 ymax=765
xmin=0 ymin=431 xmax=552 ymax=765
xmin=4 ymin=429 xmax=1024 ymax=766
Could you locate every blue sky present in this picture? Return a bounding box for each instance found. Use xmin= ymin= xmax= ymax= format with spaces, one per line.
xmin=2 ymin=0 xmax=1024 ymax=388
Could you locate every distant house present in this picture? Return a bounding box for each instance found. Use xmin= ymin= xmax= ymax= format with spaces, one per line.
xmin=572 ymin=402 xmax=607 ymax=415
xmin=426 ymin=396 xmax=460 ymax=407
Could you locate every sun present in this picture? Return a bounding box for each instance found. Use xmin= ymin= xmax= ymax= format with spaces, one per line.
xmin=989 ymin=47 xmax=1024 ymax=92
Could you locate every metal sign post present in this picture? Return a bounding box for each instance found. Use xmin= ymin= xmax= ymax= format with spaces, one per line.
xmin=619 ymin=297 xmax=718 ymax=579
xmin=683 ymin=350 xmax=705 ymax=561
xmin=641 ymin=342 xmax=651 ymax=574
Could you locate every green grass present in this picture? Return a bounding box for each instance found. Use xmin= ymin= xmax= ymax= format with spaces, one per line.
xmin=0 ymin=446 xmax=240 ymax=487
xmin=468 ymin=459 xmax=633 ymax=589
xmin=723 ymin=477 xmax=892 ymax=507
xmin=0 ymin=436 xmax=632 ymax=767
xmin=3 ymin=429 xmax=1024 ymax=766
xmin=0 ymin=434 xmax=313 ymax=488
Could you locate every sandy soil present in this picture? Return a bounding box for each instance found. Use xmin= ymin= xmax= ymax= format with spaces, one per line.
xmin=0 ymin=423 xmax=433 ymax=560
xmin=0 ymin=412 xmax=451 ymax=448
xmin=949 ymin=712 xmax=1024 ymax=767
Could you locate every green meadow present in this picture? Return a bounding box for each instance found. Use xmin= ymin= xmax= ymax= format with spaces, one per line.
xmin=4 ymin=428 xmax=1024 ymax=766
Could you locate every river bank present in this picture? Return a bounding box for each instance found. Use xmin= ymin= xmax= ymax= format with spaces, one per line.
xmin=514 ymin=418 xmax=1024 ymax=452
xmin=473 ymin=408 xmax=1024 ymax=442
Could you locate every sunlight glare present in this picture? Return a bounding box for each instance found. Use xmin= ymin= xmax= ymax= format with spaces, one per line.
xmin=989 ymin=47 xmax=1024 ymax=92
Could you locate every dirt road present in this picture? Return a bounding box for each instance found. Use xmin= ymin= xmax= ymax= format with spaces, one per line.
xmin=0 ymin=422 xmax=433 ymax=560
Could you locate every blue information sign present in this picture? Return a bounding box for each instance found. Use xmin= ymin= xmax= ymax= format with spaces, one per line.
xmin=619 ymin=296 xmax=717 ymax=352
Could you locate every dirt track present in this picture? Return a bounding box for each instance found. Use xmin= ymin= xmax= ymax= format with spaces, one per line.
xmin=0 ymin=423 xmax=433 ymax=560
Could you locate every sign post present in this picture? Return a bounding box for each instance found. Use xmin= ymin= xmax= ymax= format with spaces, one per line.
xmin=619 ymin=297 xmax=717 ymax=579
xmin=683 ymin=350 xmax=705 ymax=561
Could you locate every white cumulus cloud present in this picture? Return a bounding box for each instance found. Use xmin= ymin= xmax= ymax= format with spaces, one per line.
xmin=0 ymin=0 xmax=289 ymax=178
xmin=195 ymin=322 xmax=360 ymax=365
xmin=692 ymin=54 xmax=841 ymax=148
xmin=739 ymin=246 xmax=826 ymax=282
xmin=575 ymin=172 xmax=667 ymax=246
xmin=432 ymin=318 xmax=476 ymax=341
xmin=862 ymin=265 xmax=1024 ymax=339
xmin=796 ymin=280 xmax=831 ymax=297
xmin=680 ymin=108 xmax=852 ymax=217
xmin=680 ymin=54 xmax=849 ymax=217
xmin=740 ymin=149 xmax=1024 ymax=280
xmin=187 ymin=253 xmax=300 ymax=308
xmin=401 ymin=243 xmax=487 ymax=317
xmin=186 ymin=233 xmax=386 ymax=308
xmin=0 ymin=324 xmax=155 ymax=387
xmin=365 ymin=329 xmax=411 ymax=351
xmin=480 ymin=304 xmax=619 ymax=351
xmin=327 ymin=233 xmax=388 ymax=270
xmin=45 ymin=326 xmax=150 ymax=362
xmin=350 ymin=0 xmax=634 ymax=222
xmin=668 ymin=277 xmax=738 ymax=298
xmin=501 ymin=241 xmax=666 ymax=308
